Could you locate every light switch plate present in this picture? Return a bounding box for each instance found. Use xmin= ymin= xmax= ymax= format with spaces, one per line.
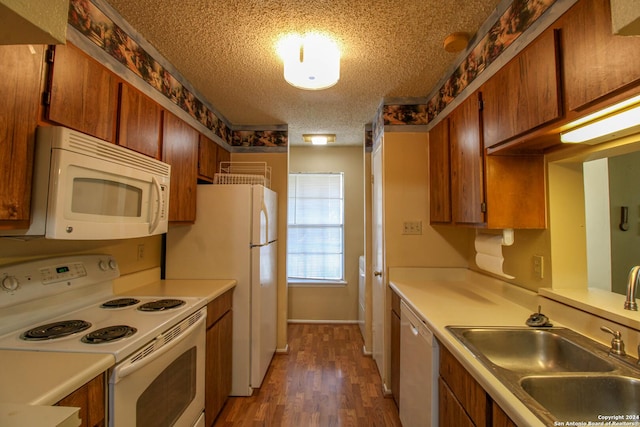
xmin=402 ymin=221 xmax=422 ymax=235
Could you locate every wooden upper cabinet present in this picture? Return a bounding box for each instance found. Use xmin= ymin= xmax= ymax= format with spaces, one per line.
xmin=163 ymin=111 xmax=198 ymax=223
xmin=429 ymin=118 xmax=451 ymax=224
xmin=45 ymin=43 xmax=118 ymax=142
xmin=485 ymin=154 xmax=546 ymax=229
xmin=562 ymin=0 xmax=640 ymax=112
xmin=198 ymin=134 xmax=218 ymax=182
xmin=117 ymin=82 xmax=162 ymax=158
xmin=481 ymin=28 xmax=561 ymax=148
xmin=0 ymin=45 xmax=44 ymax=227
xmin=450 ymin=92 xmax=485 ymax=226
xmin=217 ymin=144 xmax=231 ymax=165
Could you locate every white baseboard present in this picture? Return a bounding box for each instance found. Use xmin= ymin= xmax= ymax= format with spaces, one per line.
xmin=287 ymin=319 xmax=360 ymax=324
xmin=276 ymin=344 xmax=289 ymax=354
xmin=362 ymin=345 xmax=373 ymax=356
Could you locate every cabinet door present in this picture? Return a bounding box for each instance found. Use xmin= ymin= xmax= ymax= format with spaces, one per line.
xmin=439 ymin=378 xmax=475 ymax=427
xmin=46 ymin=43 xmax=118 ymax=142
xmin=0 ymin=45 xmax=44 ymax=227
xmin=56 ymin=374 xmax=105 ymax=427
xmin=450 ymin=93 xmax=484 ymax=226
xmin=117 ymin=82 xmax=162 ymax=158
xmin=492 ymin=401 xmax=518 ymax=427
xmin=563 ymin=0 xmax=640 ymax=111
xmin=485 ymin=155 xmax=546 ymax=229
xmin=205 ymin=311 xmax=232 ymax=425
xmin=482 ymin=28 xmax=561 ymax=148
xmin=439 ymin=346 xmax=487 ymax=426
xmin=429 ymin=118 xmax=451 ymax=224
xmin=217 ymin=144 xmax=231 ymax=166
xmin=198 ymin=134 xmax=218 ymax=182
xmin=163 ymin=111 xmax=198 ymax=222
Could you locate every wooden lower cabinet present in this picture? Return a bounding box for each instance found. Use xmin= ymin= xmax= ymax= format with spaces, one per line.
xmin=492 ymin=401 xmax=518 ymax=427
xmin=205 ymin=289 xmax=233 ymax=426
xmin=439 ymin=344 xmax=516 ymax=427
xmin=390 ymin=290 xmax=401 ymax=407
xmin=55 ymin=373 xmax=105 ymax=427
xmin=439 ymin=377 xmax=475 ymax=427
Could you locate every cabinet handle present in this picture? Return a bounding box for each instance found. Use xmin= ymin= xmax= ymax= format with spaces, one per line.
xmin=374 ymin=271 xmax=382 ymax=277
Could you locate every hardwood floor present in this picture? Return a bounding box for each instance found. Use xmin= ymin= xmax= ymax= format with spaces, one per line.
xmin=214 ymin=324 xmax=402 ymax=427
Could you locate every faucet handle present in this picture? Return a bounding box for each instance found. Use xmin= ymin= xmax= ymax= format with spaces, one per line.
xmin=601 ymin=326 xmax=626 ymax=356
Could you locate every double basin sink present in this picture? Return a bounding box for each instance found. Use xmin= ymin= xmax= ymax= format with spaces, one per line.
xmin=447 ymin=326 xmax=640 ymax=425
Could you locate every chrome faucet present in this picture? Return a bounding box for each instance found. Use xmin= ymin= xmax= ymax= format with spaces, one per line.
xmin=624 ymin=266 xmax=640 ymax=311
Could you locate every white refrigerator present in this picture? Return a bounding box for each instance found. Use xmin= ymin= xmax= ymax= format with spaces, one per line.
xmin=165 ymin=184 xmax=277 ymax=396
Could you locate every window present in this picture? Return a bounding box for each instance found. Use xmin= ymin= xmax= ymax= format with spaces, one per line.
xmin=287 ymin=173 xmax=344 ymax=282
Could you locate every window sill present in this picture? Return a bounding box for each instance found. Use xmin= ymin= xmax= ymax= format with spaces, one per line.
xmin=288 ymin=279 xmax=348 ymax=287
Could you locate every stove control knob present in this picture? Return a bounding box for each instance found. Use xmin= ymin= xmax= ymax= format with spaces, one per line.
xmin=98 ymin=260 xmax=108 ymax=271
xmin=108 ymin=259 xmax=117 ymax=270
xmin=1 ymin=276 xmax=19 ymax=291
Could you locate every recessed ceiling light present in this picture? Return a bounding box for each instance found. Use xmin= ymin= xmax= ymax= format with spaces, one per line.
xmin=303 ymin=134 xmax=336 ymax=145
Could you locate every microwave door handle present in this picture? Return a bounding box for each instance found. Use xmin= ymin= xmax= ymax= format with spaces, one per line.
xmin=148 ymin=176 xmax=162 ymax=234
xmin=115 ymin=314 xmax=206 ymax=380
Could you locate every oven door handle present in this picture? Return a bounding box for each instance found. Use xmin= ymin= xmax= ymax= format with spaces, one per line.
xmin=115 ymin=314 xmax=206 ymax=380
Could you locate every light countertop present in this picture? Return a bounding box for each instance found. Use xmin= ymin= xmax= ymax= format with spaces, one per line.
xmin=0 ymin=351 xmax=114 ymax=406
xmin=115 ymin=278 xmax=236 ymax=302
xmin=388 ymin=267 xmax=547 ymax=427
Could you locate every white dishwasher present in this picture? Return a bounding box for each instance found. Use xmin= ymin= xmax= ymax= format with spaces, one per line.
xmin=399 ymin=300 xmax=439 ymax=427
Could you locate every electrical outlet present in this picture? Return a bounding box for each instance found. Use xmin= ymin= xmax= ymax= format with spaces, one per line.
xmin=402 ymin=221 xmax=422 ymax=235
xmin=533 ymin=255 xmax=544 ymax=279
xmin=137 ymin=244 xmax=145 ymax=260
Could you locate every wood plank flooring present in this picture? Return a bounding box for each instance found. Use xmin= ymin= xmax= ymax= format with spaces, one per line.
xmin=214 ymin=324 xmax=402 ymax=427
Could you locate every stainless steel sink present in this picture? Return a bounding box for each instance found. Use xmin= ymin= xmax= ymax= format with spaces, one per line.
xmin=521 ymin=375 xmax=640 ymax=422
xmin=446 ymin=326 xmax=640 ymax=425
xmin=449 ymin=327 xmax=614 ymax=372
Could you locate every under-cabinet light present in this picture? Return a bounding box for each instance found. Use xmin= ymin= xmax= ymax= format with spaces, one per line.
xmin=561 ymin=95 xmax=640 ymax=144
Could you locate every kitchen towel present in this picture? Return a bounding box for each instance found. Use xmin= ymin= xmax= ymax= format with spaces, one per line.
xmin=474 ymin=231 xmax=515 ymax=279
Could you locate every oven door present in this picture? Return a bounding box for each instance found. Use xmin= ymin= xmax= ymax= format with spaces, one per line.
xmin=109 ymin=309 xmax=206 ymax=427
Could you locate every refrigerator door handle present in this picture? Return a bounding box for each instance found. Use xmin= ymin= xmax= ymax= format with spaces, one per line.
xmin=261 ymin=201 xmax=269 ymax=243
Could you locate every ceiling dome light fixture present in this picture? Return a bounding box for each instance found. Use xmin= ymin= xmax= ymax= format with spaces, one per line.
xmin=277 ymin=33 xmax=340 ymax=90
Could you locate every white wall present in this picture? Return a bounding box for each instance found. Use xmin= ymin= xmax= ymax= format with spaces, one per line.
xmin=288 ymin=145 xmax=364 ymax=321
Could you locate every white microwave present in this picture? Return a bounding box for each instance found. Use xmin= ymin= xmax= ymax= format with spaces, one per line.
xmin=2 ymin=126 xmax=170 ymax=240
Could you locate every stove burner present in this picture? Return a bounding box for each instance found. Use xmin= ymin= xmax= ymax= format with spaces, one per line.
xmin=138 ymin=299 xmax=186 ymax=312
xmin=100 ymin=298 xmax=140 ymax=309
xmin=21 ymin=320 xmax=92 ymax=341
xmin=81 ymin=325 xmax=137 ymax=344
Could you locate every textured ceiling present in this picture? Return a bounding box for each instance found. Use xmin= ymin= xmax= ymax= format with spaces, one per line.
xmin=104 ymin=0 xmax=502 ymax=146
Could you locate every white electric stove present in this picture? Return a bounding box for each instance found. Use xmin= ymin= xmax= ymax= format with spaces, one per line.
xmin=0 ymin=254 xmax=208 ymax=427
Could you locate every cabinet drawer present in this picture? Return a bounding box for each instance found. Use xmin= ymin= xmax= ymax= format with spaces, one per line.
xmin=439 ymin=345 xmax=487 ymax=426
xmin=207 ymin=288 xmax=233 ymax=328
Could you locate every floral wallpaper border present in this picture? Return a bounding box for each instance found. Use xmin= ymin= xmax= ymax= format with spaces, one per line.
xmin=70 ymin=0 xmax=554 ymax=150
xmin=375 ymin=0 xmax=556 ymax=146
xmin=68 ymin=0 xmax=288 ymax=148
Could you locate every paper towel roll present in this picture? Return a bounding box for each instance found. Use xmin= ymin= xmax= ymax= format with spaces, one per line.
xmin=475 ymin=253 xmax=515 ymax=279
xmin=474 ymin=234 xmax=504 ymax=257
